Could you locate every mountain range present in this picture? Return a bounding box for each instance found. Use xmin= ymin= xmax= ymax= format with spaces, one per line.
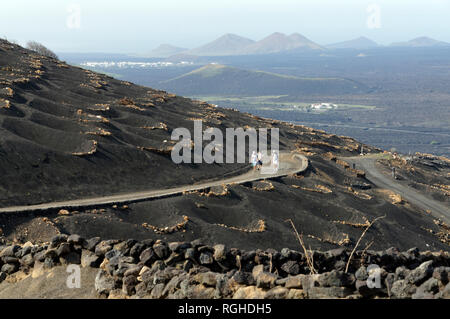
xmin=146 ymin=34 xmax=450 ymax=57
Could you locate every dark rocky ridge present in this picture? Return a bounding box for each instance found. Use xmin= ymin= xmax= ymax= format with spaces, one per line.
xmin=0 ymin=235 xmax=449 ymax=299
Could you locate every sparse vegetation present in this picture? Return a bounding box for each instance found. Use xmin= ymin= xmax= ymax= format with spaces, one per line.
xmin=26 ymin=41 xmax=58 ymax=59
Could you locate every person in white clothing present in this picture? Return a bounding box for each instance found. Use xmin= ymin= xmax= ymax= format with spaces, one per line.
xmin=251 ymin=151 xmax=258 ymax=171
xmin=272 ymin=150 xmax=279 ymax=171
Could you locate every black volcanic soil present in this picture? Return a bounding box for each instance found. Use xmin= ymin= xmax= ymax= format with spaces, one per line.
xmin=0 ymin=39 xmax=448 ymax=252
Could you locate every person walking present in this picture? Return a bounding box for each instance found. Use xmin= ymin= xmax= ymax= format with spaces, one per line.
xmin=257 ymin=151 xmax=263 ymax=170
xmin=251 ymin=151 xmax=258 ymax=171
xmin=272 ymin=150 xmax=279 ymax=171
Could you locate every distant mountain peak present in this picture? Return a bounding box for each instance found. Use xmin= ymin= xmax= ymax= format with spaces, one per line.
xmin=390 ymin=36 xmax=450 ymax=47
xmin=187 ymin=34 xmax=255 ymax=56
xmin=144 ymin=43 xmax=187 ymax=58
xmin=326 ymin=37 xmax=379 ymax=49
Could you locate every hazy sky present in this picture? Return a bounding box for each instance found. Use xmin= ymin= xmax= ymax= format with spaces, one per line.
xmin=1 ymin=0 xmax=449 ymax=53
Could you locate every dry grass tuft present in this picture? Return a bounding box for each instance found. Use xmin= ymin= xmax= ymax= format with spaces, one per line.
xmin=286 ymin=219 xmax=317 ymax=274
xmin=345 ymin=215 xmax=386 ymax=273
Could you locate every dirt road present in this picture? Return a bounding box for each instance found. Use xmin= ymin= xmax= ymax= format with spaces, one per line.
xmin=0 ymin=152 xmax=308 ymax=214
xmin=347 ymin=155 xmax=450 ymax=224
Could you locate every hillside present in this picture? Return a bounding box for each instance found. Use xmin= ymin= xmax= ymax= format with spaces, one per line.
xmin=0 ymin=39 xmax=448 ymax=255
xmin=390 ymin=37 xmax=450 ymax=47
xmin=243 ymin=33 xmax=324 ymax=54
xmin=160 ymin=64 xmax=369 ymax=96
xmin=327 ymin=37 xmax=379 ymax=49
xmin=144 ymin=44 xmax=187 ymax=58
xmin=187 ymin=34 xmax=255 ymax=56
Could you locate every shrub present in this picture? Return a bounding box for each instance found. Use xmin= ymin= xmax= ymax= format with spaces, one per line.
xmin=26 ymin=41 xmax=58 ymax=59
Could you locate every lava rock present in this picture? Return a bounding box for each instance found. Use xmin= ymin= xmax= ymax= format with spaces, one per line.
xmin=95 ymin=241 xmax=113 ymax=256
xmin=406 ymin=260 xmax=433 ymax=285
xmin=281 ymin=260 xmax=300 ymax=275
xmin=50 ymin=234 xmax=68 ymax=248
xmin=213 ymin=244 xmax=227 ymax=262
xmin=255 ymin=271 xmax=277 ymax=289
xmin=95 ymin=270 xmax=116 ymax=295
xmin=1 ymin=263 xmax=18 ymax=274
xmin=199 ymin=252 xmax=214 ymax=265
xmin=84 ymin=237 xmax=101 ymax=251
xmin=153 ymin=242 xmax=169 ymax=260
xmin=139 ymin=248 xmax=157 ymax=266
xmin=81 ymin=250 xmax=102 ymax=268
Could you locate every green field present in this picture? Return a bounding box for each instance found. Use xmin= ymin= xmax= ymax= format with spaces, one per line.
xmin=190 ymin=95 xmax=377 ymax=111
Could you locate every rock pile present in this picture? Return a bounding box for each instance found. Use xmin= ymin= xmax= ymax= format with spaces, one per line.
xmin=0 ymin=236 xmax=449 ymax=299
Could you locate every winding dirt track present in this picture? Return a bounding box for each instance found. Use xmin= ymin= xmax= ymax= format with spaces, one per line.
xmin=346 ymin=155 xmax=450 ymax=224
xmin=0 ymin=152 xmax=308 ymax=214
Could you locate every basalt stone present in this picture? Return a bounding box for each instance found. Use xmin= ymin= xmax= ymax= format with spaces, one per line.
xmin=95 ymin=270 xmax=116 ymax=296
xmin=95 ymin=241 xmax=113 ymax=256
xmin=254 ymin=252 xmax=270 ymax=265
xmin=163 ymin=274 xmax=187 ymax=297
xmin=195 ymin=271 xmax=218 ymax=287
xmin=168 ymin=242 xmax=192 ymax=254
xmin=105 ymin=249 xmax=122 ymax=261
xmin=333 ymin=260 xmax=346 ymax=272
xmin=151 ymin=283 xmax=166 ymax=299
xmin=129 ymin=243 xmax=145 ymax=259
xmin=325 ymin=247 xmax=347 ymax=259
xmin=285 ymin=275 xmax=306 ymax=289
xmin=183 ymin=260 xmax=194 ymax=272
xmin=20 ymin=254 xmax=34 ymax=267
xmin=124 ymin=265 xmax=142 ymax=278
xmin=43 ymin=257 xmax=55 ymax=269
xmin=67 ymin=234 xmax=83 ymax=245
xmin=281 ymin=260 xmax=300 ymax=275
xmin=44 ymin=248 xmax=58 ymax=260
xmin=432 ymin=266 xmax=449 ymax=284
xmin=81 ymin=250 xmax=102 ymax=268
xmin=165 ymin=253 xmax=184 ymax=266
xmin=50 ymin=234 xmax=68 ymax=248
xmin=56 ymin=243 xmax=71 ymax=256
xmin=84 ymin=237 xmax=101 ymax=251
xmin=153 ymin=242 xmax=169 ymax=260
xmin=355 ymin=266 xmax=368 ymax=281
xmin=122 ymin=275 xmax=138 ymax=296
xmin=113 ymin=241 xmax=132 ymax=255
xmin=60 ymin=252 xmax=81 ymax=265
xmin=307 ymin=287 xmax=353 ymax=299
xmin=1 ymin=263 xmax=18 ymax=274
xmin=18 ymin=246 xmax=33 ymax=258
xmin=232 ymin=271 xmax=255 ymax=286
xmin=34 ymin=250 xmax=46 ymax=262
xmin=265 ymin=287 xmax=289 ymax=299
xmin=317 ymin=270 xmax=356 ymax=288
xmin=199 ymin=252 xmax=214 ymax=265
xmin=412 ymin=277 xmax=439 ymax=299
xmin=394 ymin=266 xmax=410 ymax=281
xmin=191 ymin=239 xmax=204 ymax=248
xmin=184 ymin=248 xmax=197 ymax=261
xmin=391 ymin=279 xmax=417 ymax=298
xmin=213 ymin=244 xmax=227 ymax=262
xmin=0 ymin=245 xmax=20 ymax=258
xmin=255 ymin=272 xmax=278 ymax=289
xmin=139 ymin=248 xmax=157 ymax=266
xmin=2 ymin=257 xmax=19 ymax=264
xmin=265 ymin=249 xmax=281 ymax=262
xmin=0 ymin=272 xmax=6 ymax=283
xmin=405 ymin=260 xmax=433 ymax=285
